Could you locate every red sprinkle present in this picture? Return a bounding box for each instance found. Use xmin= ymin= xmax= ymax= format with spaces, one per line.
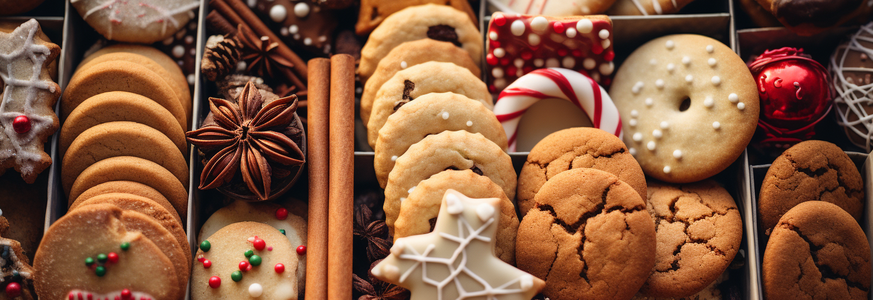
xmin=557 ymin=49 xmax=568 ymax=57
xmin=121 ymin=289 xmax=132 ymax=300
xmin=275 ymin=208 xmax=288 ymax=220
xmin=552 ymin=22 xmax=565 ymax=33
xmin=500 ymin=58 xmax=510 ymax=66
xmin=490 ymin=40 xmax=500 ymax=49
xmin=197 ymin=254 xmax=206 ymax=262
xmin=209 ymin=276 xmax=221 ymax=288
xmin=5 ymin=282 xmax=21 ymax=298
xmin=604 ymin=50 xmax=615 ymax=62
xmin=253 ymin=238 xmax=266 ymax=251
xmin=12 ymin=115 xmax=30 ymax=134
xmin=572 ymin=50 xmax=583 ymax=57
xmin=267 ymin=246 xmax=273 ymax=251
xmin=520 ymin=52 xmax=533 ymax=60
xmin=296 ymin=245 xmax=307 ymax=255
xmin=493 ymin=14 xmax=506 ymax=26
xmin=239 ymin=261 xmax=251 ymax=271
xmin=486 ymin=54 xmax=498 ymax=66
xmin=274 ymin=263 xmax=285 ymax=273
xmin=203 ymin=259 xmax=212 ymax=268
xmin=108 ymin=252 xmax=119 ymax=264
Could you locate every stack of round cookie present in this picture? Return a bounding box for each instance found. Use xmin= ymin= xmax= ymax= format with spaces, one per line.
xmin=32 ymin=43 xmax=192 ymax=298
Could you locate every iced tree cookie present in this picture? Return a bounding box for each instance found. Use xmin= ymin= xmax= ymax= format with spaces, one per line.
xmin=70 ymin=0 xmax=200 ymax=43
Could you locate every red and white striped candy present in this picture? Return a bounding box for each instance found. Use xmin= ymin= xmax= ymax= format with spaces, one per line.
xmin=495 ymin=68 xmax=622 ymax=151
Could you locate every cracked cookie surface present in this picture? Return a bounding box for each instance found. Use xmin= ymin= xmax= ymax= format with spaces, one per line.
xmin=758 ymin=140 xmax=864 ymax=232
xmin=641 ymin=180 xmax=742 ymax=298
xmin=763 ymin=201 xmax=870 ymax=300
xmin=516 ymin=168 xmax=655 ymax=300
xmin=517 ymin=127 xmax=646 ymax=217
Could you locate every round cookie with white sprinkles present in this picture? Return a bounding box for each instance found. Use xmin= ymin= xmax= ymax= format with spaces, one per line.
xmin=609 ymin=34 xmax=758 ymax=183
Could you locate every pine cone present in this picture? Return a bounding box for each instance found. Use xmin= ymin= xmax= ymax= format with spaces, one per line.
xmin=201 ymin=34 xmax=241 ymax=81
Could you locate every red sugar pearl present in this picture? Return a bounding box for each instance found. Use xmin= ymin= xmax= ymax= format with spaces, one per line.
xmin=552 ymin=22 xmax=565 ymax=33
xmin=5 ymin=282 xmax=21 ymax=298
xmin=493 ymin=14 xmax=506 ymax=26
xmin=275 ymin=208 xmax=288 ymax=220
xmin=203 ymin=259 xmax=212 ymax=268
xmin=557 ymin=49 xmax=568 ymax=57
xmin=120 ymin=289 xmax=132 ymax=300
xmin=107 ymin=252 xmax=119 ymax=264
xmin=239 ymin=261 xmax=251 ymax=271
xmin=12 ymin=115 xmax=30 ymax=134
xmin=209 ymin=276 xmax=221 ymax=288
xmin=253 ymin=238 xmax=266 ymax=251
xmin=274 ymin=263 xmax=285 ymax=273
xmin=604 ymin=50 xmax=615 ymax=62
xmin=296 ymin=245 xmax=306 ymax=255
xmin=520 ymin=52 xmax=533 ymax=60
xmin=486 ymin=54 xmax=498 ymax=66
xmin=196 ymin=254 xmax=206 ymax=262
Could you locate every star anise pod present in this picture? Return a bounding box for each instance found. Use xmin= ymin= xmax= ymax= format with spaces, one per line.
xmin=186 ymin=82 xmax=305 ymax=200
xmin=353 ymin=259 xmax=409 ymax=300
xmin=237 ymin=24 xmax=294 ymax=78
xmin=354 ymin=204 xmax=391 ymax=262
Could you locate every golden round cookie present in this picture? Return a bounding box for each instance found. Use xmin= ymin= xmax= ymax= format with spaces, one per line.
xmin=763 ymin=201 xmax=870 ymax=300
xmin=383 ymin=131 xmax=516 ymax=235
xmin=60 ymin=91 xmax=186 ymax=158
xmin=757 ymin=140 xmax=864 ymax=232
xmin=517 ymin=127 xmax=646 ymax=217
xmin=516 ymin=168 xmax=656 ymax=300
xmin=366 ymin=62 xmax=492 ymax=148
xmin=374 ymin=93 xmax=507 ymax=188
xmin=361 ymin=40 xmax=482 ymax=125
xmin=61 ymin=121 xmax=188 ymax=197
xmin=72 ymin=185 xmax=181 ymax=225
xmin=68 ymin=156 xmax=188 ymax=220
xmin=358 ymin=4 xmax=483 ymax=83
xmin=76 ymin=52 xmax=191 ymax=125
xmin=394 ymin=170 xmax=519 ymax=264
xmin=62 ymin=60 xmax=187 ymax=129
xmin=34 ymin=204 xmax=182 ymax=300
xmin=610 ymin=34 xmax=758 ymax=183
xmin=192 ymin=222 xmax=299 ymax=300
xmin=70 ymin=194 xmax=190 ymax=265
xmin=641 ymin=180 xmax=742 ymax=298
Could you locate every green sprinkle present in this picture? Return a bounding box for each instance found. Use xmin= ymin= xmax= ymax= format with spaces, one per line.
xmin=231 ymin=271 xmax=243 ymax=282
xmin=85 ymin=257 xmax=94 ymax=266
xmin=96 ymin=253 xmax=108 ymax=263
xmin=279 ymin=229 xmax=286 ymax=235
xmin=200 ymin=240 xmax=211 ymax=252
xmin=95 ymin=266 xmax=106 ymax=277
xmin=120 ymin=242 xmax=130 ymax=251
xmin=244 ymin=250 xmax=254 ymax=258
xmin=249 ymin=255 xmax=262 ymax=266
xmin=11 ymin=270 xmax=20 ymax=280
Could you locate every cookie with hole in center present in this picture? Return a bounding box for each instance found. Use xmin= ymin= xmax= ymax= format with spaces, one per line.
xmin=516 ymin=168 xmax=655 ymax=300
xmin=763 ymin=201 xmax=870 ymax=300
xmin=640 ymin=180 xmax=742 ymax=298
xmin=757 ymin=140 xmax=864 ymax=232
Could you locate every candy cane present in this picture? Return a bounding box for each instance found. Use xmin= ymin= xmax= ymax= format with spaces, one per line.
xmin=494 ymin=68 xmax=622 ymax=151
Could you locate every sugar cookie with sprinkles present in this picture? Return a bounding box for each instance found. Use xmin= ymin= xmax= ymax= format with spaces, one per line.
xmin=192 ymin=222 xmax=299 ymax=300
xmin=0 ymin=19 xmax=61 ymax=184
xmin=609 ymin=34 xmax=758 ymax=183
xmin=485 ymin=13 xmax=614 ymax=92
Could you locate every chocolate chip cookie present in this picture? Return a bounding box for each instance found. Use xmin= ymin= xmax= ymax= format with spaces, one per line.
xmin=640 ymin=180 xmax=742 ymax=298
xmin=517 ymin=127 xmax=646 ymax=217
xmin=516 ymin=168 xmax=656 ymax=300
xmin=763 ymin=201 xmax=870 ymax=300
xmin=758 ymin=140 xmax=864 ymax=232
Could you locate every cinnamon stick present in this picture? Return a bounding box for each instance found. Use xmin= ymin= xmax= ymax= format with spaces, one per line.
xmin=305 ymin=58 xmax=331 ymax=300
xmin=224 ymin=0 xmax=308 ymax=81
xmin=205 ymin=10 xmax=237 ymax=36
xmin=327 ymin=54 xmax=355 ymax=300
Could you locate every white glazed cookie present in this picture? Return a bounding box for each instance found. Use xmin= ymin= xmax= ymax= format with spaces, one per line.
xmin=609 ymin=34 xmax=758 ymax=183
xmin=70 ymin=0 xmax=200 ymax=44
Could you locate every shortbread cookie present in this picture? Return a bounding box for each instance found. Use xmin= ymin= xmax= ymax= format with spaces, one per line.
xmin=763 ymin=201 xmax=870 ymax=299
xmin=383 ymin=131 xmax=516 ymax=234
xmin=757 ymin=140 xmax=864 ymax=232
xmin=366 ymin=62 xmax=492 ymax=148
xmin=68 ymin=156 xmax=188 ymax=219
xmin=70 ymin=0 xmax=200 ymax=43
xmin=0 ymin=19 xmax=61 ymax=183
xmin=61 ymin=121 xmax=188 ymax=196
xmin=356 ymin=0 xmax=477 ymax=34
xmin=60 ymin=91 xmax=187 ymax=157
xmin=394 ymin=170 xmax=518 ymax=264
xmin=610 ymin=34 xmax=758 ymax=183
xmin=516 ymin=168 xmax=656 ymax=300
xmin=641 ymin=180 xmax=742 ymax=298
xmin=34 ymin=205 xmax=183 ymax=300
xmin=70 ymin=192 xmax=183 ymax=228
xmin=374 ymin=93 xmax=507 ymax=187
xmin=517 ymin=128 xmax=646 ymax=217
xmin=192 ymin=222 xmax=299 ymax=300
xmin=358 ymin=4 xmax=482 ymax=83
xmin=361 ymin=40 xmax=481 ymax=125
xmin=73 ymin=181 xmax=176 ymax=221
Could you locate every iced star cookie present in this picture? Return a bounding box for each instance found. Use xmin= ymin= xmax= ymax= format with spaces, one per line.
xmin=0 ymin=19 xmax=61 ymax=183
xmin=610 ymin=34 xmax=758 ymax=183
xmin=34 ymin=205 xmax=183 ymax=300
xmin=372 ymin=190 xmax=546 ymax=299
xmin=71 ymin=0 xmax=200 ymax=44
xmin=192 ymin=222 xmax=299 ymax=300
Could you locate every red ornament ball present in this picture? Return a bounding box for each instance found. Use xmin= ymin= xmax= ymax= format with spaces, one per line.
xmin=5 ymin=282 xmax=21 ymax=298
xmin=209 ymin=276 xmax=221 ymax=288
xmin=107 ymin=252 xmax=119 ymax=264
xmin=203 ymin=259 xmax=212 ymax=268
xmin=120 ymin=289 xmax=132 ymax=300
xmin=12 ymin=115 xmax=30 ymax=134
xmin=239 ymin=261 xmax=251 ymax=271
xmin=274 ymin=263 xmax=285 ymax=273
xmin=252 ymin=238 xmax=266 ymax=251
xmin=296 ymin=245 xmax=306 ymax=255
xmin=275 ymin=208 xmax=288 ymax=220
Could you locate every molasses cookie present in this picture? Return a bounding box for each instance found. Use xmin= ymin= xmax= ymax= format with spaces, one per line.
xmin=758 ymin=140 xmax=863 ymax=232
xmin=516 ymin=168 xmax=655 ymax=300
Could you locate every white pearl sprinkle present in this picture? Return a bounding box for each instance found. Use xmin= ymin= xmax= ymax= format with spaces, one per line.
xmin=289 ymin=25 xmax=298 ymax=34
xmin=546 ymin=58 xmax=559 ymax=68
xmin=293 ymin=2 xmax=310 ymax=18
xmin=653 ymin=129 xmax=663 ymax=138
xmin=400 ymin=61 xmax=407 ymax=69
xmin=682 ymin=56 xmax=691 ymax=65
xmin=704 ymin=96 xmax=714 ymax=108
xmin=633 ymin=133 xmax=642 ymax=142
xmin=304 ymin=37 xmax=312 ymax=45
xmin=563 ymin=57 xmax=576 ymax=68
xmin=667 ymin=63 xmax=675 ymax=72
xmin=249 ymin=283 xmax=263 ymax=297
xmin=728 ymin=93 xmax=738 ymax=103
xmin=629 ymin=148 xmax=637 ymax=155
xmin=565 ymin=27 xmax=577 ymax=38
xmin=665 ymin=40 xmax=675 ymax=50
xmin=533 ymin=58 xmax=544 ymax=67
xmin=663 ymin=166 xmax=671 ymax=174
xmin=583 ymin=58 xmax=596 ymax=70
xmin=511 ymin=20 xmax=526 ymax=36
xmin=391 ymin=155 xmax=398 ymax=162
xmin=530 ymin=16 xmax=548 ymax=32
xmin=737 ymin=102 xmax=745 ymax=110
xmin=514 ymin=58 xmax=524 ymax=68
xmin=708 ymin=58 xmax=717 ymax=66
xmin=601 ymin=39 xmax=611 ymax=49
xmin=270 ymin=4 xmax=287 ymax=22
xmin=645 ymin=98 xmax=653 ymax=107
xmin=577 ymin=19 xmax=593 ymax=33
xmin=660 ymin=121 xmax=669 ymax=129
xmin=647 ymin=141 xmax=656 ymax=150
xmin=492 ymin=68 xmax=504 ymax=78
xmin=489 ymin=31 xmax=498 ymax=40
xmin=441 ymin=112 xmax=450 ymax=120
xmin=466 ymin=120 xmax=473 ymax=126
xmin=632 ymin=81 xmax=644 ymax=94
xmin=685 ymin=75 xmax=693 ymax=83
xmin=711 ymin=76 xmax=721 ymax=85
xmin=631 ymin=110 xmax=639 ymax=117
xmin=706 ymin=45 xmax=714 ymax=53
xmin=655 ymin=79 xmax=664 ymax=89
xmin=629 ymin=119 xmax=637 ymax=127
xmin=673 ymin=150 xmax=682 ymax=159
xmin=493 ymin=48 xmax=505 ymax=58
xmin=599 ymin=29 xmax=610 ymax=39
xmin=712 ymin=121 xmax=721 ymax=129
xmin=650 ymin=59 xmax=658 ymax=65
xmin=528 ymin=33 xmax=541 ymax=46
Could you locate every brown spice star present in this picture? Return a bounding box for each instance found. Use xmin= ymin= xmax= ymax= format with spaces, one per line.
xmin=354 ymin=204 xmax=391 ymax=262
xmin=353 ymin=259 xmax=410 ymax=300
xmin=237 ymin=24 xmax=294 ymax=78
